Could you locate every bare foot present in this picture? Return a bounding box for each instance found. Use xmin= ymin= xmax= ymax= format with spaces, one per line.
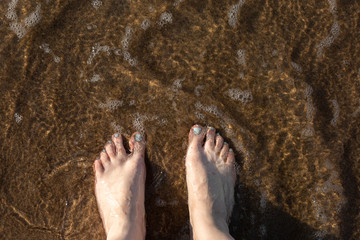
xmin=93 ymin=132 xmax=146 ymax=240
xmin=186 ymin=125 xmax=236 ymax=240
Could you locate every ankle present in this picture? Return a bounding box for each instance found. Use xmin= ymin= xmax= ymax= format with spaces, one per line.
xmin=106 ymin=213 xmax=145 ymax=240
xmin=190 ymin=211 xmax=233 ymax=240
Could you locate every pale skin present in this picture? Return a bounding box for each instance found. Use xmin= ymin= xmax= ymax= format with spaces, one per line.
xmin=93 ymin=125 xmax=236 ymax=240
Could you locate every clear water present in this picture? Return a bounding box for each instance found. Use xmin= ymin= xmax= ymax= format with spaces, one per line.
xmin=0 ymin=0 xmax=360 ymax=239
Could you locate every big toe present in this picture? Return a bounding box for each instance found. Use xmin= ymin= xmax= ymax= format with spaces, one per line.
xmin=129 ymin=132 xmax=146 ymax=157
xmin=188 ymin=124 xmax=206 ymax=146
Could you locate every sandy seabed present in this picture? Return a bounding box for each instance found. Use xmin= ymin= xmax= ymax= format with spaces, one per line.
xmin=0 ymin=0 xmax=360 ymax=239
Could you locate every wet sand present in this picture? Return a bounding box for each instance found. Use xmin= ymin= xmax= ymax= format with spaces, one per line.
xmin=0 ymin=0 xmax=360 ymax=239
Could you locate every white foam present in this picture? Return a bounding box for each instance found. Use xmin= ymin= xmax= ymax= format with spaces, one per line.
xmin=141 ymin=19 xmax=151 ymax=30
xmin=226 ymin=88 xmax=253 ymax=105
xmin=87 ymin=24 xmax=97 ymax=30
xmin=40 ymin=43 xmax=51 ymax=53
xmin=113 ymin=49 xmax=122 ymax=55
xmin=127 ymin=57 xmax=138 ymax=66
xmin=304 ymin=83 xmax=313 ymax=99
xmin=54 ymin=56 xmax=60 ymax=63
xmin=6 ymin=0 xmax=42 ymax=39
xmin=132 ymin=112 xmax=147 ymax=133
xmin=14 ymin=113 xmax=23 ymax=123
xmin=237 ymin=49 xmax=246 ymax=66
xmin=314 ymin=230 xmax=326 ymax=240
xmin=194 ymin=85 xmax=205 ymax=97
xmin=91 ymin=0 xmax=102 ymax=9
xmin=125 ymin=26 xmax=133 ymax=38
xmin=157 ymin=12 xmax=173 ymax=26
xmin=98 ymin=99 xmax=123 ymax=111
xmin=228 ymin=0 xmax=245 ymax=28
xmin=327 ymin=0 xmax=337 ymax=15
xmin=123 ymin=51 xmax=130 ymax=60
xmin=157 ymin=118 xmax=168 ymax=125
xmin=148 ymin=5 xmax=154 ymax=13
xmin=87 ymin=43 xmax=111 ymax=64
xmin=330 ymin=99 xmax=339 ymax=126
xmin=120 ymin=27 xmax=138 ymax=66
xmin=195 ymin=111 xmax=205 ymax=121
xmin=87 ymin=73 xmax=102 ymax=82
xmin=9 ymin=22 xmax=27 ymax=39
xmin=312 ymin=196 xmax=328 ymax=224
xmin=6 ymin=0 xmax=18 ymax=21
xmin=111 ymin=122 xmax=124 ymax=134
xmin=24 ymin=4 xmax=42 ymax=28
xmin=316 ymin=21 xmax=340 ymax=58
xmin=173 ymin=78 xmax=185 ymax=89
xmin=239 ymin=72 xmax=245 ymax=79
xmin=260 ymin=191 xmax=267 ymax=212
xmin=301 ymin=124 xmax=314 ymax=138
xmin=173 ymin=0 xmax=184 ymax=6
xmin=291 ymin=61 xmax=302 ymax=72
xmin=259 ymin=224 xmax=267 ymax=238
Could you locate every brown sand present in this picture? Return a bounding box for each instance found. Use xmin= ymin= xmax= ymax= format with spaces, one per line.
xmin=0 ymin=0 xmax=360 ymax=239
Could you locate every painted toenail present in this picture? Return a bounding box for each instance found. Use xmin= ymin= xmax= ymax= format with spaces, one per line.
xmin=224 ymin=142 xmax=228 ymax=145
xmin=108 ymin=140 xmax=112 ymax=144
xmin=114 ymin=133 xmax=119 ymax=137
xmin=96 ymin=156 xmax=100 ymax=159
xmin=193 ymin=127 xmax=202 ymax=135
xmin=208 ymin=126 xmax=215 ymax=130
xmin=135 ymin=133 xmax=143 ymax=142
xmin=216 ymin=133 xmax=220 ymax=136
xmin=229 ymin=148 xmax=233 ymax=152
xmin=102 ymin=149 xmax=106 ymax=152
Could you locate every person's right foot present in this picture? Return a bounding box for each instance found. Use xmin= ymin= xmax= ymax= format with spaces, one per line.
xmin=185 ymin=124 xmax=236 ymax=240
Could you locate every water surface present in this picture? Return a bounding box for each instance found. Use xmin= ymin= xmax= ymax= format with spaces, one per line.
xmin=0 ymin=0 xmax=360 ymax=239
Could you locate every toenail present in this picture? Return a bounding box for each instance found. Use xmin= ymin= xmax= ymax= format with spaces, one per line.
xmin=102 ymin=149 xmax=106 ymax=152
xmin=216 ymin=133 xmax=220 ymax=136
xmin=229 ymin=148 xmax=233 ymax=152
xmin=114 ymin=133 xmax=119 ymax=138
xmin=135 ymin=133 xmax=143 ymax=142
xmin=224 ymin=142 xmax=228 ymax=145
xmin=96 ymin=156 xmax=100 ymax=159
xmin=208 ymin=126 xmax=215 ymax=130
xmin=193 ymin=127 xmax=202 ymax=135
xmin=108 ymin=140 xmax=112 ymax=144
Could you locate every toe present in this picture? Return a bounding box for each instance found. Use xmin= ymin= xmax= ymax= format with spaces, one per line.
xmin=188 ymin=124 xmax=206 ymax=146
xmin=220 ymin=142 xmax=229 ymax=161
xmin=104 ymin=140 xmax=116 ymax=159
xmin=226 ymin=148 xmax=235 ymax=165
xmin=100 ymin=149 xmax=111 ymax=167
xmin=215 ymin=133 xmax=224 ymax=153
xmin=204 ymin=126 xmax=216 ymax=149
xmin=129 ymin=132 xmax=146 ymax=157
xmin=112 ymin=133 xmax=126 ymax=157
xmin=93 ymin=159 xmax=104 ymax=175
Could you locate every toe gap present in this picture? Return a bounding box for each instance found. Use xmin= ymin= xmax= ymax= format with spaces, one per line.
xmin=122 ymin=139 xmax=131 ymax=154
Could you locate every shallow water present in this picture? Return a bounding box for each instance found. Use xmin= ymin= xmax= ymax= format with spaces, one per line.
xmin=0 ymin=0 xmax=360 ymax=239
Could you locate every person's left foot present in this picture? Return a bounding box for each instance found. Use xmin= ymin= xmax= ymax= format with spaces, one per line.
xmin=93 ymin=132 xmax=146 ymax=240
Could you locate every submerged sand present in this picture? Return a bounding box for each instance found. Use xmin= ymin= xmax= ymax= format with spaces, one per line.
xmin=0 ymin=0 xmax=360 ymax=239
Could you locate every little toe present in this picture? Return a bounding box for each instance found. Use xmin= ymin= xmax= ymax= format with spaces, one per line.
xmin=226 ymin=148 xmax=235 ymax=165
xmin=104 ymin=140 xmax=116 ymax=159
xmin=188 ymin=124 xmax=206 ymax=146
xmin=112 ymin=133 xmax=126 ymax=157
xmin=93 ymin=159 xmax=104 ymax=176
xmin=129 ymin=132 xmax=146 ymax=157
xmin=219 ymin=142 xmax=229 ymax=161
xmin=215 ymin=133 xmax=224 ymax=153
xmin=100 ymin=150 xmax=111 ymax=167
xmin=204 ymin=126 xmax=216 ymax=149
